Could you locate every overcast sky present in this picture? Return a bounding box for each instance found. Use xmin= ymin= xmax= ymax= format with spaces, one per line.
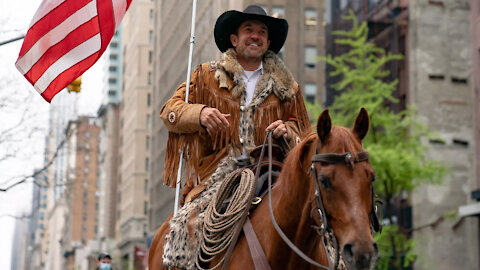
xmin=0 ymin=0 xmax=104 ymax=268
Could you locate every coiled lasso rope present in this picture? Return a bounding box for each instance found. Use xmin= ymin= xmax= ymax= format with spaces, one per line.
xmin=196 ymin=168 xmax=256 ymax=270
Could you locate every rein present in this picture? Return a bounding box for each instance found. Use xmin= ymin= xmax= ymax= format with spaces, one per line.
xmin=265 ymin=132 xmax=331 ymax=270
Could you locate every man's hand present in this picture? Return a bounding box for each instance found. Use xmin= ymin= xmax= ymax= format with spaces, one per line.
xmin=200 ymin=107 xmax=230 ymax=136
xmin=266 ymin=120 xmax=287 ymax=138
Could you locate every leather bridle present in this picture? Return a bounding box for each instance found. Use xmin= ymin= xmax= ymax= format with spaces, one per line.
xmin=265 ymin=131 xmax=381 ymax=270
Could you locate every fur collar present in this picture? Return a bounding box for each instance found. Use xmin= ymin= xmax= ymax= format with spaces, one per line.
xmin=213 ymin=48 xmax=295 ymax=101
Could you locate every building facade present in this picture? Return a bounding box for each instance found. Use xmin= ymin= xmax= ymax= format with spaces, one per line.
xmin=43 ymin=90 xmax=78 ymax=269
xmin=408 ymin=1 xmax=477 ymax=269
xmin=96 ymin=25 xmax=124 ymax=257
xmin=327 ymin=0 xmax=477 ymax=269
xmin=117 ymin=0 xmax=154 ymax=268
xmin=62 ymin=116 xmax=102 ymax=269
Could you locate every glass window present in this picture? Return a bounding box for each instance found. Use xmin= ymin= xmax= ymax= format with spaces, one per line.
xmin=109 ymin=66 xmax=117 ymax=72
xmin=147 ymin=93 xmax=151 ymax=107
xmin=305 ymin=46 xmax=317 ymax=68
xmin=146 ymin=114 xmax=151 ymax=129
xmin=109 ymin=78 xmax=117 ymax=84
xmin=148 ymin=51 xmax=153 ymax=64
xmin=109 ymin=54 xmax=118 ymax=60
xmin=304 ymin=83 xmax=317 ymax=103
xmin=146 ymin=136 xmax=150 ymax=150
xmin=150 ymin=9 xmax=154 ymax=23
xmin=110 ymin=42 xmax=118 ymax=48
xmin=149 ymin=30 xmax=153 ymax=44
xmin=305 ymin=9 xmax=317 ymax=30
xmin=145 ymin=158 xmax=149 ymax=172
xmin=148 ymin=72 xmax=152 ymax=85
xmin=272 ymin=6 xmax=285 ymax=19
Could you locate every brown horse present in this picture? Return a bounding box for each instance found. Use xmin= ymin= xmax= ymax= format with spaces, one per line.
xmin=149 ymin=108 xmax=378 ymax=270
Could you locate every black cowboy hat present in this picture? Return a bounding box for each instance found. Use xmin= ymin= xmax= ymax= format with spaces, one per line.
xmin=214 ymin=5 xmax=288 ymax=54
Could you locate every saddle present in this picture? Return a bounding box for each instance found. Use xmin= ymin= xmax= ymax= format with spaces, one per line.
xmin=184 ymin=141 xmax=287 ymax=204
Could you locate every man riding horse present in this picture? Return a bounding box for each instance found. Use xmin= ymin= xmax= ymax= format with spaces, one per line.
xmin=151 ymin=5 xmax=310 ymax=269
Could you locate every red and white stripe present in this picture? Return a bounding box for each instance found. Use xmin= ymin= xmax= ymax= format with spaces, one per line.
xmin=16 ymin=0 xmax=132 ymax=102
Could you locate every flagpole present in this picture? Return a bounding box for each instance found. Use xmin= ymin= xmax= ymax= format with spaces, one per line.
xmin=174 ymin=0 xmax=198 ymax=215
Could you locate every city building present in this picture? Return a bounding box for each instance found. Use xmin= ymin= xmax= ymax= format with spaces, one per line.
xmin=62 ymin=116 xmax=102 ymax=269
xmin=116 ymin=0 xmax=154 ymax=268
xmin=96 ymin=26 xmax=124 ymax=257
xmin=10 ymin=216 xmax=29 ymax=270
xmin=327 ymin=0 xmax=478 ymax=269
xmin=24 ymin=172 xmax=44 ymax=270
xmin=42 ymin=90 xmax=78 ymax=269
xmin=149 ymin=0 xmax=326 ymax=240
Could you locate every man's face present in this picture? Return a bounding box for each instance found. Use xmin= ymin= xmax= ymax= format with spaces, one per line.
xmin=230 ymin=20 xmax=271 ymax=61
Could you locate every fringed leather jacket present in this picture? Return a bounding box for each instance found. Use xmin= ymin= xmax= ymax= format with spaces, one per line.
xmin=160 ymin=49 xmax=311 ymax=200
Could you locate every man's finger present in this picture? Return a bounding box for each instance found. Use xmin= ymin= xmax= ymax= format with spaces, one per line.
xmin=266 ymin=120 xmax=283 ymax=131
xmin=216 ymin=112 xmax=230 ymax=128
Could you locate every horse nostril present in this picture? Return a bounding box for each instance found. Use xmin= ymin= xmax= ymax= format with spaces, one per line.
xmin=373 ymin=242 xmax=378 ymax=254
xmin=343 ymin=243 xmax=354 ymax=260
xmin=357 ymin=253 xmax=371 ymax=268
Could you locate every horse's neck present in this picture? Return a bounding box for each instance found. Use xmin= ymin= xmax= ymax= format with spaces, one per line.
xmin=268 ymin=171 xmax=327 ymax=268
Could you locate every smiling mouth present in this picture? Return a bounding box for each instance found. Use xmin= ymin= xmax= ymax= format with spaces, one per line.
xmin=248 ymin=44 xmax=259 ymax=47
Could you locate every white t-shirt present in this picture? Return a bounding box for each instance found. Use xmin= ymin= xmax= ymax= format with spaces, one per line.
xmin=242 ymin=62 xmax=263 ymax=106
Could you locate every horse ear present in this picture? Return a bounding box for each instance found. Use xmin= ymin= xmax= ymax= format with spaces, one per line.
xmin=317 ymin=109 xmax=332 ymax=143
xmin=353 ymin=108 xmax=369 ymax=141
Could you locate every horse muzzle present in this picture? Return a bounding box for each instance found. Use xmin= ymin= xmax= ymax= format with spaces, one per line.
xmin=342 ymin=241 xmax=378 ymax=270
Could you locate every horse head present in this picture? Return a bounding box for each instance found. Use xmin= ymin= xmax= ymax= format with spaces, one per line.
xmin=312 ymin=108 xmax=378 ymax=270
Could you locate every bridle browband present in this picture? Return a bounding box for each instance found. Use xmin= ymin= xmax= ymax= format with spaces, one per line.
xmin=311 ymin=151 xmax=370 ymax=169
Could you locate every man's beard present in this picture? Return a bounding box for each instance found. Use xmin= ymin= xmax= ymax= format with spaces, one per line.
xmin=241 ymin=47 xmax=265 ymax=60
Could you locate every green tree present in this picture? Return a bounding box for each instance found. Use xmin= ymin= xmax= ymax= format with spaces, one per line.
xmin=312 ymin=10 xmax=446 ymax=269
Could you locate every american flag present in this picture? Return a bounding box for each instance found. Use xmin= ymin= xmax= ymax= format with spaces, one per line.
xmin=15 ymin=0 xmax=132 ymax=102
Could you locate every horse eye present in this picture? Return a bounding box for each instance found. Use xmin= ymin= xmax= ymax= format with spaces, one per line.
xmin=320 ymin=174 xmax=331 ymax=188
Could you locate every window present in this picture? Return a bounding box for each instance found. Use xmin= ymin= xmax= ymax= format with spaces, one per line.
xmin=109 ymin=66 xmax=117 ymax=72
xmin=108 ymin=90 xmax=116 ymax=96
xmin=145 ymin=179 xmax=148 ymax=194
xmin=148 ymin=50 xmax=153 ymax=64
xmin=109 ymin=78 xmax=117 ymax=84
xmin=110 ymin=42 xmax=118 ymax=48
xmin=150 ymin=9 xmax=154 ymax=23
xmin=149 ymin=30 xmax=153 ymax=44
xmin=145 ymin=158 xmax=149 ymax=172
xmin=305 ymin=9 xmax=317 ymax=30
xmin=146 ymin=135 xmax=150 ymax=150
xmin=148 ymin=72 xmax=152 ymax=85
xmin=144 ymin=201 xmax=148 ymax=215
xmin=40 ymin=212 xmax=44 ymax=220
xmin=305 ymin=46 xmax=317 ymax=68
xmin=304 ymin=83 xmax=317 ymax=103
xmin=272 ymin=6 xmax=285 ymax=19
xmin=147 ymin=93 xmax=151 ymax=107
xmin=109 ymin=54 xmax=118 ymax=60
xmin=146 ymin=114 xmax=151 ymax=130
